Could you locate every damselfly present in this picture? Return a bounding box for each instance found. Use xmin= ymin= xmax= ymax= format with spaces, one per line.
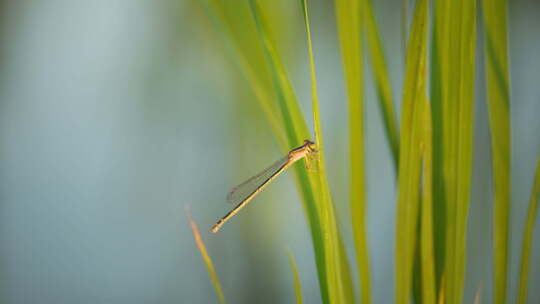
xmin=211 ymin=140 xmax=316 ymax=233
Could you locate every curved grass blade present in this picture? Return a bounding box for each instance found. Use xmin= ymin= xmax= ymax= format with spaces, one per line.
xmin=481 ymin=1 xmax=511 ymax=303
xmin=186 ymin=207 xmax=226 ymax=304
xmin=364 ymin=0 xmax=400 ymax=170
xmin=247 ymin=0 xmax=308 ymax=145
xmin=199 ymin=0 xmax=287 ymax=148
xmin=516 ymin=155 xmax=540 ymax=304
xmin=301 ymin=0 xmax=355 ymax=302
xmin=200 ymin=1 xmax=355 ymax=302
xmin=199 ymin=1 xmax=335 ymax=301
xmin=248 ymin=1 xmax=354 ymax=302
xmin=288 ymin=251 xmax=304 ymax=304
xmin=247 ymin=0 xmax=326 ymax=300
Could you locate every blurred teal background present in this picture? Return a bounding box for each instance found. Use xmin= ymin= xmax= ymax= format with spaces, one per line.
xmin=0 ymin=0 xmax=539 ymax=303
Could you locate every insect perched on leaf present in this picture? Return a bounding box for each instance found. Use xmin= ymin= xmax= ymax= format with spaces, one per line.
xmin=211 ymin=140 xmax=317 ymax=233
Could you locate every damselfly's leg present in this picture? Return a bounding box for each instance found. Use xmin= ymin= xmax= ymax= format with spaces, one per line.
xmin=304 ymin=151 xmax=319 ymax=172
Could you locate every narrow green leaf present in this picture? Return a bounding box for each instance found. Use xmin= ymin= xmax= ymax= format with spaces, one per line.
xmin=247 ymin=1 xmax=355 ymax=303
xmin=334 ymin=0 xmax=372 ymax=302
xmin=301 ymin=0 xmax=355 ymax=302
xmin=288 ymin=252 xmax=304 ymax=304
xmin=516 ymin=155 xmax=540 ymax=304
xmin=247 ymin=1 xmax=308 ymax=146
xmin=420 ymin=99 xmax=436 ymax=304
xmin=454 ymin=0 xmax=476 ymax=301
xmin=481 ymin=0 xmax=511 ymax=303
xmin=431 ymin=0 xmax=476 ymax=302
xmin=200 ymin=0 xmax=287 ymax=148
xmin=395 ymin=0 xmax=428 ymax=303
xmin=429 ymin=0 xmax=450 ymax=292
xmin=364 ymin=0 xmax=400 ymax=170
xmin=186 ymin=207 xmax=226 ymax=304
xmin=201 ymin=1 xmax=333 ymax=301
xmin=443 ymin=0 xmax=477 ymax=302
xmin=200 ymin=7 xmax=338 ymax=301
xmin=249 ymin=0 xmax=328 ymax=299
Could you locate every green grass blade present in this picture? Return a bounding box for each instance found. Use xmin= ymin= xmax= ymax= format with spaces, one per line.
xmin=334 ymin=0 xmax=371 ymax=302
xmin=248 ymin=1 xmax=355 ymax=303
xmin=201 ymin=4 xmax=329 ymax=297
xmin=300 ymin=0 xmax=321 ymax=147
xmin=454 ymin=0 xmax=476 ymax=301
xmin=198 ymin=2 xmax=336 ymax=300
xmin=337 ymin=237 xmax=356 ymax=303
xmin=301 ymin=0 xmax=355 ymax=302
xmin=364 ymin=0 xmax=400 ymax=170
xmin=481 ymin=1 xmax=511 ymax=303
xmin=186 ymin=208 xmax=226 ymax=304
xmin=201 ymin=5 xmax=332 ymax=300
xmin=394 ymin=0 xmax=428 ymax=303
xmin=443 ymin=0 xmax=477 ymax=302
xmin=247 ymin=0 xmax=324 ymax=297
xmin=431 ymin=0 xmax=476 ymax=302
xmin=516 ymin=155 xmax=540 ymax=304
xmin=288 ymin=252 xmax=304 ymax=304
xmin=248 ymin=0 xmax=307 ymax=145
xmin=200 ymin=0 xmax=287 ymax=148
xmin=429 ymin=0 xmax=450 ymax=293
xmin=420 ymin=99 xmax=436 ymax=304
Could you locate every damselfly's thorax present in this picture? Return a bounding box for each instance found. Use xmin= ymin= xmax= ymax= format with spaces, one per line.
xmin=287 ymin=139 xmax=316 ymax=162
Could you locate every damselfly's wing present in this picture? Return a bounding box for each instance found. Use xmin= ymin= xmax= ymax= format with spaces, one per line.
xmin=226 ymin=156 xmax=289 ymax=206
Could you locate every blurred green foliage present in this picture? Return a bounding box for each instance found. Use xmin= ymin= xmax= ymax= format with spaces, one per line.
xmin=189 ymin=0 xmax=537 ymax=303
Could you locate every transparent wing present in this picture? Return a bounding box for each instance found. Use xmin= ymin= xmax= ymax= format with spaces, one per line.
xmin=226 ymin=156 xmax=288 ymax=205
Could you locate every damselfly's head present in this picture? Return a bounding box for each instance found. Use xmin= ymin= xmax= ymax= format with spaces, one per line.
xmin=288 ymin=139 xmax=317 ymax=162
xmin=303 ymin=139 xmax=317 ymax=153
